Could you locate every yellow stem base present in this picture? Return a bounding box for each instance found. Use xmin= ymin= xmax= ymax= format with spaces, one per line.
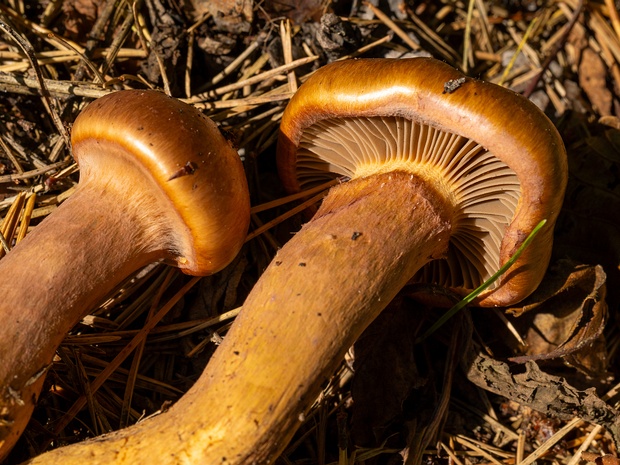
xmin=24 ymin=171 xmax=453 ymax=465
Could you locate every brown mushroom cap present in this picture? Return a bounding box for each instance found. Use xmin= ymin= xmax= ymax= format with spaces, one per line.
xmin=72 ymin=90 xmax=249 ymax=275
xmin=278 ymin=58 xmax=567 ymax=306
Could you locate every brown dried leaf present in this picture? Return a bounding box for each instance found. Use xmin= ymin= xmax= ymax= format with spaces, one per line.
xmin=465 ymin=350 xmax=620 ymax=446
xmin=566 ymin=21 xmax=588 ymax=71
xmin=188 ymin=0 xmax=253 ymax=32
xmin=260 ymin=0 xmax=327 ymax=24
xmin=579 ymin=48 xmax=613 ymax=116
xmin=505 ymin=260 xmax=607 ymax=377
xmin=595 ymin=455 xmax=620 ymax=465
xmin=61 ymin=0 xmax=103 ymax=41
xmin=600 ymin=115 xmax=620 ymax=130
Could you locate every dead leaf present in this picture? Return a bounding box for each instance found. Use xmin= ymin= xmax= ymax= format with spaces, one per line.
xmin=505 ymin=260 xmax=607 ymax=377
xmin=61 ymin=0 xmax=103 ymax=41
xmin=599 ymin=115 xmax=620 ymax=130
xmin=579 ymin=48 xmax=613 ymax=116
xmin=188 ymin=0 xmax=253 ymax=32
xmin=464 ymin=349 xmax=620 ymax=447
xmin=260 ymin=0 xmax=326 ymax=24
xmin=596 ymin=455 xmax=620 ymax=465
xmin=316 ymin=14 xmax=362 ymax=61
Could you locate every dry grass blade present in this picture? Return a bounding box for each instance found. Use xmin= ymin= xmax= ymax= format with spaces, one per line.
xmin=365 ymin=2 xmax=421 ymax=51
xmin=499 ymin=17 xmax=539 ymax=87
xmin=209 ymin=32 xmax=266 ymax=87
xmin=566 ymin=425 xmax=605 ymax=465
xmin=280 ymin=20 xmax=298 ymax=92
xmin=0 ymin=192 xmax=25 ymax=256
xmin=251 ymin=179 xmax=340 ymax=214
xmin=452 ymin=434 xmax=513 ymax=464
xmin=119 ymin=269 xmax=176 ymax=428
xmin=462 ymin=0 xmax=476 ymax=71
xmin=189 ymin=55 xmax=318 ymax=102
xmin=245 ymin=191 xmax=328 ymax=242
xmin=48 ymin=275 xmax=201 ymax=441
xmin=519 ymin=418 xmax=583 ymax=465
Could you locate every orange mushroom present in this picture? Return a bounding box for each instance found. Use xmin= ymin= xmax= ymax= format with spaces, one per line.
xmin=0 ymin=90 xmax=250 ymax=460
xmin=21 ymin=58 xmax=566 ymax=465
xmin=278 ymin=58 xmax=567 ymax=306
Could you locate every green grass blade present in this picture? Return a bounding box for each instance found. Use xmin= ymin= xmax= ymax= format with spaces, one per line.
xmin=416 ymin=218 xmax=547 ymax=343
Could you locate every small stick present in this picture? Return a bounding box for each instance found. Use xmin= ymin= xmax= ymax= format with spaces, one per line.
xmin=189 ymin=92 xmax=293 ymax=111
xmin=516 ymin=429 xmax=526 ymax=465
xmin=47 ymin=32 xmax=106 ymax=84
xmin=187 ymin=11 xmax=211 ymax=34
xmin=440 ymin=442 xmax=464 ymax=465
xmin=519 ymin=418 xmax=583 ymax=465
xmin=604 ymin=0 xmax=620 ymax=43
xmin=132 ymin=0 xmax=150 ymax=52
xmin=365 ymin=2 xmax=420 ymax=51
xmin=153 ymin=49 xmax=171 ymax=96
xmin=523 ymin=0 xmax=584 ymax=98
xmin=185 ymin=31 xmax=194 ymax=98
xmin=0 ymin=160 xmax=68 ymax=183
xmin=190 ymin=55 xmax=318 ymax=101
xmin=0 ymin=74 xmax=110 ymax=98
xmin=72 ymin=0 xmax=118 ymax=81
xmin=474 ymin=0 xmax=494 ymax=53
xmin=337 ymin=33 xmax=392 ymax=60
xmin=208 ymin=32 xmax=265 ymax=87
xmin=99 ymin=2 xmax=140 ymax=77
xmin=565 ymin=425 xmax=604 ymax=465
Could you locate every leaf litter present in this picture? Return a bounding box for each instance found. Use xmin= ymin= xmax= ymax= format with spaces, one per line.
xmin=0 ymin=0 xmax=618 ymax=464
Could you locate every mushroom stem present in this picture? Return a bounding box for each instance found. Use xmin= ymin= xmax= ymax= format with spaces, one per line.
xmin=24 ymin=170 xmax=453 ymax=465
xmin=0 ymin=179 xmax=177 ymax=456
xmin=0 ymin=90 xmax=250 ymax=461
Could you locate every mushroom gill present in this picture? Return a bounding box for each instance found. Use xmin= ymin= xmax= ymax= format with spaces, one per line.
xmin=296 ymin=116 xmax=521 ymax=290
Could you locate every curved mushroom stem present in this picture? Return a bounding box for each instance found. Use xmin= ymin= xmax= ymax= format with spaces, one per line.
xmin=24 ymin=171 xmax=453 ymax=465
xmin=0 ymin=179 xmax=179 ymax=458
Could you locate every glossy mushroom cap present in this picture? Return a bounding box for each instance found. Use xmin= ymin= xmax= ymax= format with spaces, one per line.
xmin=72 ymin=90 xmax=249 ymax=275
xmin=278 ymin=58 xmax=567 ymax=307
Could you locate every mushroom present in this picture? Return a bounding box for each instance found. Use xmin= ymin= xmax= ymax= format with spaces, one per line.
xmin=22 ymin=58 xmax=566 ymax=465
xmin=0 ymin=90 xmax=250 ymax=459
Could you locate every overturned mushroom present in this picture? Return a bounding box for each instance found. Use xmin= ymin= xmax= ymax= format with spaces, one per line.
xmin=0 ymin=90 xmax=250 ymax=459
xmin=23 ymin=58 xmax=566 ymax=465
xmin=278 ymin=58 xmax=565 ymax=305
